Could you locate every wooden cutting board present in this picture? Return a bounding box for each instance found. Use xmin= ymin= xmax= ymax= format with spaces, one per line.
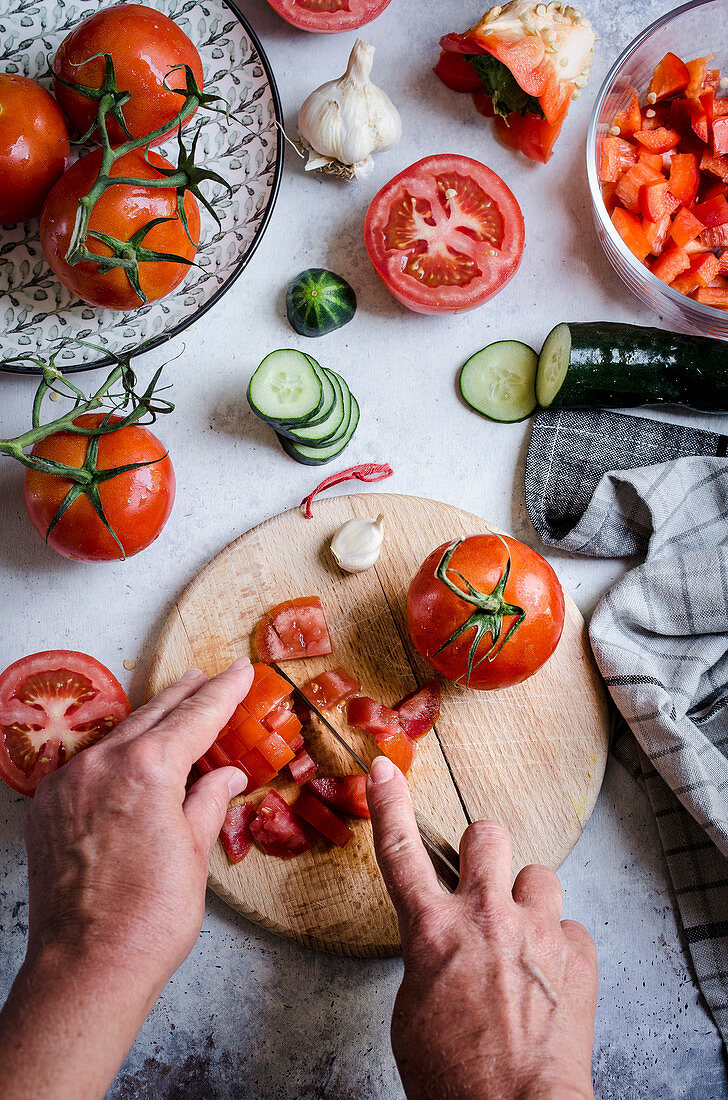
xmin=147 ymin=493 xmax=609 ymax=956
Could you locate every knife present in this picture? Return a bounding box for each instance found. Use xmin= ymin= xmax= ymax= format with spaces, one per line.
xmin=271 ymin=662 xmax=461 ymax=891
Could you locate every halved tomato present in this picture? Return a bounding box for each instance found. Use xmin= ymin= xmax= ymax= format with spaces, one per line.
xmin=364 ymin=154 xmax=524 ymax=314
xmin=263 ymin=0 xmax=391 ymax=33
xmin=220 ymin=802 xmax=256 ymax=863
xmin=255 ymin=597 xmax=332 ymax=662
xmin=250 ymin=790 xmax=313 ymax=857
xmin=0 ymin=650 xmax=131 ymax=796
xmin=307 ymin=775 xmax=370 ymax=818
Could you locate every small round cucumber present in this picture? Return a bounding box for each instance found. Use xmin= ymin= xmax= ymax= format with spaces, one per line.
xmin=459 ymin=341 xmax=538 ymax=423
xmin=536 ymin=323 xmax=572 ymax=408
xmin=286 ymin=269 xmax=357 ymax=338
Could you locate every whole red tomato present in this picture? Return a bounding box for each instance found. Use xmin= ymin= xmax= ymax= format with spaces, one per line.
xmin=40 ymin=147 xmax=200 ymax=310
xmin=0 ymin=73 xmax=69 ymax=223
xmin=23 ymin=413 xmax=175 ymax=562
xmin=53 ymin=3 xmax=204 ymax=145
xmin=407 ymin=534 xmax=565 ymax=690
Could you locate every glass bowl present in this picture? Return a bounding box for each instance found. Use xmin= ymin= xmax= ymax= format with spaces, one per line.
xmin=587 ymin=0 xmax=728 ymax=338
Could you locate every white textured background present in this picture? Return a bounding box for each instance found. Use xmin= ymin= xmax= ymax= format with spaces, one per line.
xmin=1 ymin=0 xmax=726 ymax=1095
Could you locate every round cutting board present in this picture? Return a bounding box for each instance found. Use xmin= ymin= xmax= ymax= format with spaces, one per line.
xmin=147 ymin=493 xmax=609 ymax=956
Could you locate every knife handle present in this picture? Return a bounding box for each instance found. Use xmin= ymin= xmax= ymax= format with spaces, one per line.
xmin=413 ymin=808 xmax=460 ymax=893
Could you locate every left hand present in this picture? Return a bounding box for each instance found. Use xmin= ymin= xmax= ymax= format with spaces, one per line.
xmin=0 ymin=658 xmax=253 ymax=1100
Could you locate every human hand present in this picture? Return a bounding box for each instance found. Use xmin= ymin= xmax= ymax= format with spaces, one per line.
xmin=366 ymin=755 xmax=598 ymax=1100
xmin=0 ymin=658 xmax=253 ymax=1100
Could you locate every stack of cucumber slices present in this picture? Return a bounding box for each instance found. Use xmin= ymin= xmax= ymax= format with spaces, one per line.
xmin=248 ymin=349 xmax=360 ymax=465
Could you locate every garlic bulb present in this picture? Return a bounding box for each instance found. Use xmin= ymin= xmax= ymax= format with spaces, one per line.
xmin=297 ymin=40 xmax=402 ymax=181
xmin=330 ymin=514 xmax=385 ymax=573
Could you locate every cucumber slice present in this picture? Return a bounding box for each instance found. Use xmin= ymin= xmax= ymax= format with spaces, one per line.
xmin=295 ymin=356 xmax=336 ymax=427
xmin=286 ymin=269 xmax=357 ymax=338
xmin=248 ymin=350 xmax=323 ymax=426
xmin=281 ymin=371 xmax=350 ymax=445
xmin=278 ymin=398 xmax=360 ymax=465
xmin=536 ymin=322 xmax=571 ymax=408
xmin=459 ymin=341 xmax=538 ymax=423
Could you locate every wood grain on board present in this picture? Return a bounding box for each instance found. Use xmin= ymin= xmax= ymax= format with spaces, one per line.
xmin=147 ymin=493 xmax=610 ymax=957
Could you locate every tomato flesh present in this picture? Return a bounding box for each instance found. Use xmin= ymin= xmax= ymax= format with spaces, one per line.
xmin=255 ymin=597 xmax=332 ymax=661
xmin=53 ymin=3 xmax=204 ymax=145
xmin=346 ymin=696 xmax=400 ymax=741
xmin=302 ymin=667 xmax=361 ymax=710
xmin=220 ymin=802 xmax=256 ymax=863
xmin=377 ymin=730 xmax=415 ymax=775
xmin=289 ymin=748 xmax=318 ymax=786
xmin=293 ymin=788 xmax=353 ymax=847
xmin=307 ymin=775 xmax=370 ymax=819
xmin=250 ymin=791 xmax=313 ymax=858
xmin=407 ymin=534 xmax=565 ymax=691
xmin=0 ymin=74 xmax=69 ymax=223
xmin=364 ymin=155 xmax=524 ymax=314
xmin=242 ymin=663 xmax=293 ymax=720
xmin=0 ymin=650 xmax=131 ymax=796
xmin=396 ymin=680 xmax=440 ymax=739
xmin=24 ymin=413 xmax=175 ymax=563
xmin=263 ymin=0 xmax=392 ymax=34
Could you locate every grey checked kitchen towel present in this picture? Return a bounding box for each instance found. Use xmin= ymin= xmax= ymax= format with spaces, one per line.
xmin=525 ymin=407 xmax=728 ymax=1046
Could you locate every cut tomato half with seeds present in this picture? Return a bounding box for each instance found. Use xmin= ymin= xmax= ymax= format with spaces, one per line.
xmin=364 ymin=154 xmax=524 ymax=314
xmin=0 ymin=650 xmax=131 ymax=796
xmin=263 ymin=0 xmax=391 ymax=33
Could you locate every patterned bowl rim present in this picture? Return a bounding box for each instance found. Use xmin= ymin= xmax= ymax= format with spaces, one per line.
xmin=1 ymin=0 xmax=284 ymax=377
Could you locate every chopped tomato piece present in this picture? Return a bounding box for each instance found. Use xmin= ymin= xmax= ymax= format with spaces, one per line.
xmin=700 ymin=152 xmax=728 ymax=182
xmin=693 ymin=286 xmax=728 ymax=308
xmin=263 ymin=706 xmax=303 ymax=751
xmin=669 ymin=152 xmax=700 ymax=205
xmin=614 ymin=89 xmax=641 ymax=135
xmin=670 ymin=207 xmax=705 ymax=247
xmin=395 ymin=680 xmax=440 ymax=739
xmin=289 ymin=748 xmax=318 ymax=786
xmin=493 ymin=111 xmax=564 ymax=164
xmin=293 ymin=787 xmax=353 ymax=847
xmin=713 ymin=117 xmax=728 ymax=156
xmin=639 ymin=179 xmax=678 ymax=220
xmin=692 ymin=193 xmax=728 ymax=227
xmin=240 ymin=746 xmax=278 ymax=789
xmin=220 ymin=802 xmax=256 ymax=864
xmin=303 ymin=667 xmax=361 ymax=711
xmin=243 ymin=663 xmax=293 ymax=721
xmin=433 ymin=50 xmax=482 ymax=93
xmin=250 ymin=791 xmax=313 ymax=858
xmin=347 ymin=695 xmax=401 ymax=741
xmin=257 ymin=731 xmax=295 ymax=771
xmin=611 ymin=207 xmax=651 ymax=262
xmin=650 ymin=244 xmax=691 ymax=283
xmin=643 ymin=214 xmax=671 ymax=256
xmin=255 ymin=596 xmax=332 ymax=662
xmin=262 ymin=703 xmax=293 ymax=732
xmin=378 ymin=730 xmax=416 ymax=775
xmin=226 ymin=709 xmax=268 ymax=751
xmin=648 ymin=52 xmax=690 ymax=102
xmin=615 ymin=162 xmax=664 ymax=213
xmin=634 ymin=127 xmax=681 ymax=153
xmin=686 ymin=55 xmax=715 ymax=99
xmin=307 ymin=775 xmax=370 ymax=819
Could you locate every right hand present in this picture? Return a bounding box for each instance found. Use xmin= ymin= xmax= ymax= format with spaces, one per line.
xmin=366 ymin=755 xmax=598 ymax=1100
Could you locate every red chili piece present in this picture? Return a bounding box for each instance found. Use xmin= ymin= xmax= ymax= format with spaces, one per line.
xmin=300 ymin=463 xmax=393 ymax=519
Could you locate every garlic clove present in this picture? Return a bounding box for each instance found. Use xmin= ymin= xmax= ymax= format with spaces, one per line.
xmin=297 ymin=40 xmax=402 ymax=182
xmin=330 ymin=514 xmax=385 ymax=573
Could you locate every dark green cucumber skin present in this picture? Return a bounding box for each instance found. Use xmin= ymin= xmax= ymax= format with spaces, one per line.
xmin=286 ymin=269 xmax=357 ymax=339
xmin=552 ymin=323 xmax=728 ymax=412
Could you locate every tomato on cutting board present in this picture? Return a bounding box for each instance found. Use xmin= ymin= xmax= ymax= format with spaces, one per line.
xmin=23 ymin=413 xmax=175 ymax=562
xmin=407 ymin=534 xmax=564 ymax=690
xmin=364 ymin=154 xmax=524 ymax=314
xmin=0 ymin=73 xmax=69 ymax=223
xmin=40 ymin=147 xmax=200 ymax=311
xmin=255 ymin=596 xmax=332 ymax=661
xmin=263 ymin=0 xmax=392 ymax=34
xmin=0 ymin=651 xmax=131 ymax=796
xmin=250 ymin=791 xmax=313 ymax=857
xmin=302 ymin=667 xmax=360 ymax=710
xmin=53 ymin=3 xmax=204 ymax=145
xmin=307 ymin=775 xmax=370 ymax=818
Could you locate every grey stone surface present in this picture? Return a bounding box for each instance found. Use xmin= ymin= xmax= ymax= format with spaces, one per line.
xmin=1 ymin=0 xmax=727 ymax=1096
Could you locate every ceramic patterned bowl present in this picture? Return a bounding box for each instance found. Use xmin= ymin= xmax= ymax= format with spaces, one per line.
xmin=0 ymin=0 xmax=283 ymax=373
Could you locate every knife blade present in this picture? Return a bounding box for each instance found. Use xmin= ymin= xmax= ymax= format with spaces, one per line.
xmin=271 ymin=662 xmax=461 ymax=891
